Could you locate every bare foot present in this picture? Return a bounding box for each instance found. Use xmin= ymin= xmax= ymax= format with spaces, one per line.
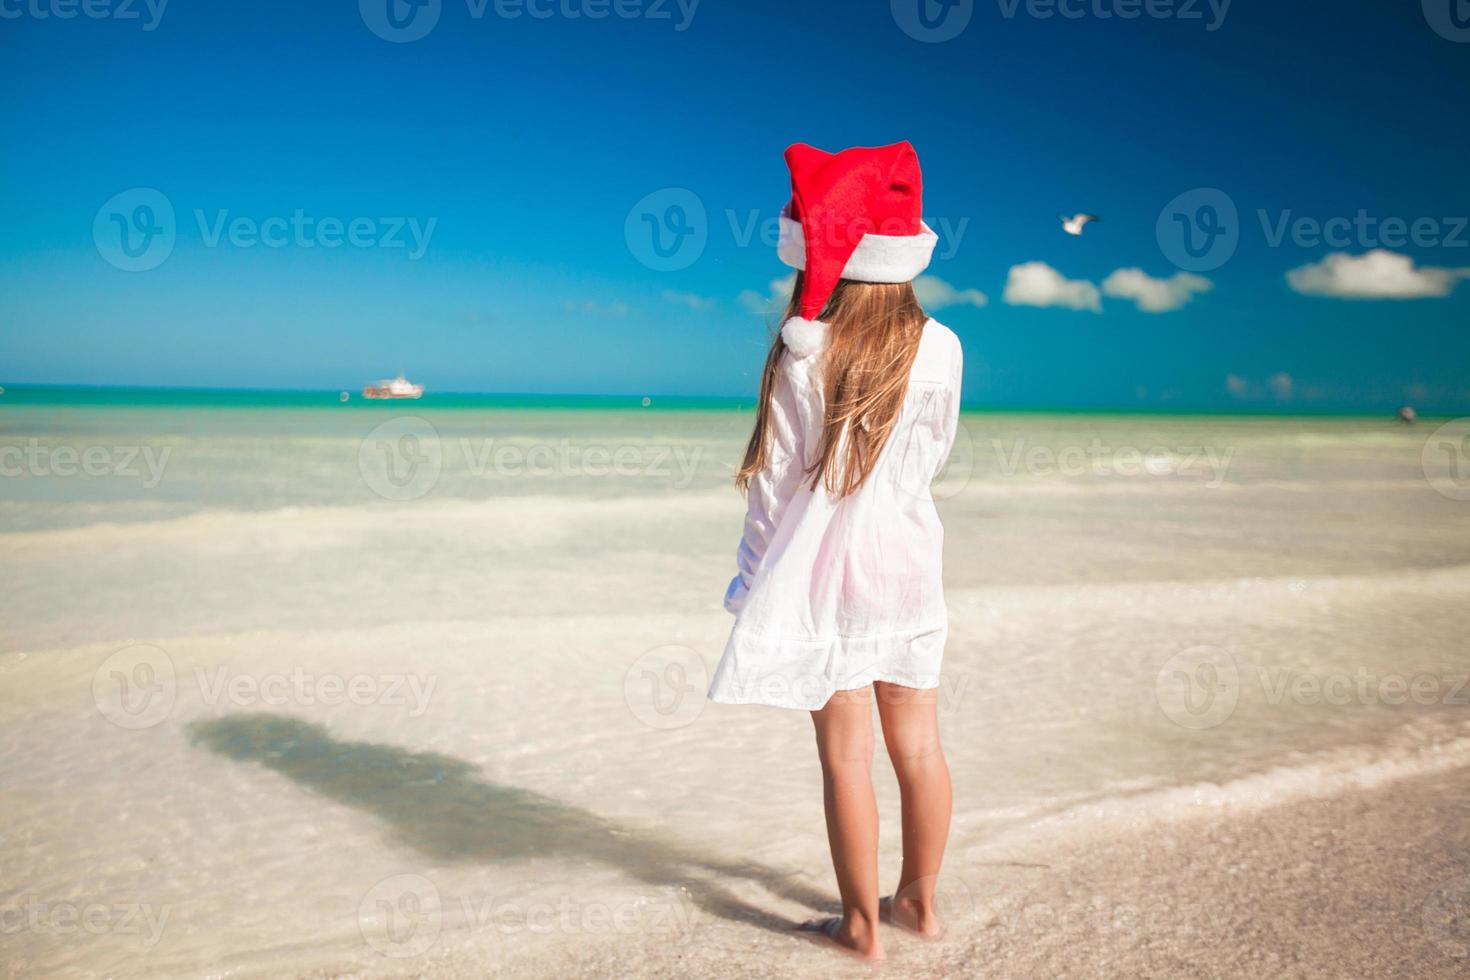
xmin=796 ymin=915 xmax=886 ymax=961
xmin=880 ymin=895 xmax=944 ymax=939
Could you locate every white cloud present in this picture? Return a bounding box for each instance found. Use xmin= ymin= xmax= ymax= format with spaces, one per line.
xmin=1101 ymin=268 xmax=1213 ymax=313
xmin=738 ymin=273 xmax=796 ymax=317
xmin=662 ymin=289 xmax=716 ymax=312
xmin=1286 ymin=250 xmax=1470 ymax=299
xmin=912 ymin=275 xmax=988 ymax=310
xmin=1003 ymin=262 xmax=1101 ymax=312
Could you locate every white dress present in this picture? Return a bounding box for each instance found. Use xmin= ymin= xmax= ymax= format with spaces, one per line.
xmin=708 ymin=318 xmax=964 ymax=710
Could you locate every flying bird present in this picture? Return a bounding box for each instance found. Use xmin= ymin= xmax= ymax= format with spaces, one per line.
xmin=1059 ymin=213 xmax=1100 ymax=236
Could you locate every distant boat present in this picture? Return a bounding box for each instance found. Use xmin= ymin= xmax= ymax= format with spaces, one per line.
xmin=362 ymin=375 xmax=424 ymax=400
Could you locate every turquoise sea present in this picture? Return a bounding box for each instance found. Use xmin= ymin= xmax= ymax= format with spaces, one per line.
xmin=0 ymin=383 xmax=1446 ymax=531
xmin=0 ymin=384 xmax=751 ymax=412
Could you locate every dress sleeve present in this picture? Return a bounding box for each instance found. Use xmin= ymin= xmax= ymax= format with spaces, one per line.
xmin=724 ymin=354 xmax=814 ymax=615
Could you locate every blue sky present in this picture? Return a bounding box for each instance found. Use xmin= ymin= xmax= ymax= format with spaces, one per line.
xmin=2 ymin=0 xmax=1468 ymax=410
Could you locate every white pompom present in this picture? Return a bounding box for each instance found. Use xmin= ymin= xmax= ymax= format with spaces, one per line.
xmin=780 ymin=316 xmax=828 ymax=358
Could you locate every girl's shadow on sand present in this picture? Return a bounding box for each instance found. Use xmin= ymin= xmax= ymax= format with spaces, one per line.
xmin=189 ymin=713 xmax=832 ymax=934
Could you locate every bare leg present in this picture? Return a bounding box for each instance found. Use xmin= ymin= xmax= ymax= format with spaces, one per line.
xmin=802 ymin=686 xmax=884 ymax=961
xmin=875 ymin=681 xmax=951 ymax=938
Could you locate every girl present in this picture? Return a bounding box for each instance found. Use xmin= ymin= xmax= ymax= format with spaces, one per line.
xmin=708 ymin=141 xmax=963 ymax=961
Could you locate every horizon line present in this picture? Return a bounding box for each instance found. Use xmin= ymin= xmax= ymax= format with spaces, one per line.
xmin=0 ymin=381 xmax=1446 ymax=419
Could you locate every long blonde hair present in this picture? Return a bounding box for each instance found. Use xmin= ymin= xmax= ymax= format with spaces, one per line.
xmin=736 ymin=272 xmax=927 ymax=498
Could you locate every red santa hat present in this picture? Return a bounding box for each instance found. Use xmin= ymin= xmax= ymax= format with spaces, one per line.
xmin=776 ymin=141 xmax=938 ymax=356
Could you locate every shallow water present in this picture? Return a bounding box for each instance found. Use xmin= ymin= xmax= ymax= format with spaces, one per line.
xmin=3 ymin=396 xmax=1469 ymax=977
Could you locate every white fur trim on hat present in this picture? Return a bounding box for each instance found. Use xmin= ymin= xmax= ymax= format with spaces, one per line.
xmin=781 ymin=316 xmax=827 ymax=358
xmin=777 ymin=215 xmax=938 ymax=283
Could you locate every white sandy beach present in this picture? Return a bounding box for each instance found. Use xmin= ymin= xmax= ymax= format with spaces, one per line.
xmin=3 ymin=404 xmax=1469 ymax=977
